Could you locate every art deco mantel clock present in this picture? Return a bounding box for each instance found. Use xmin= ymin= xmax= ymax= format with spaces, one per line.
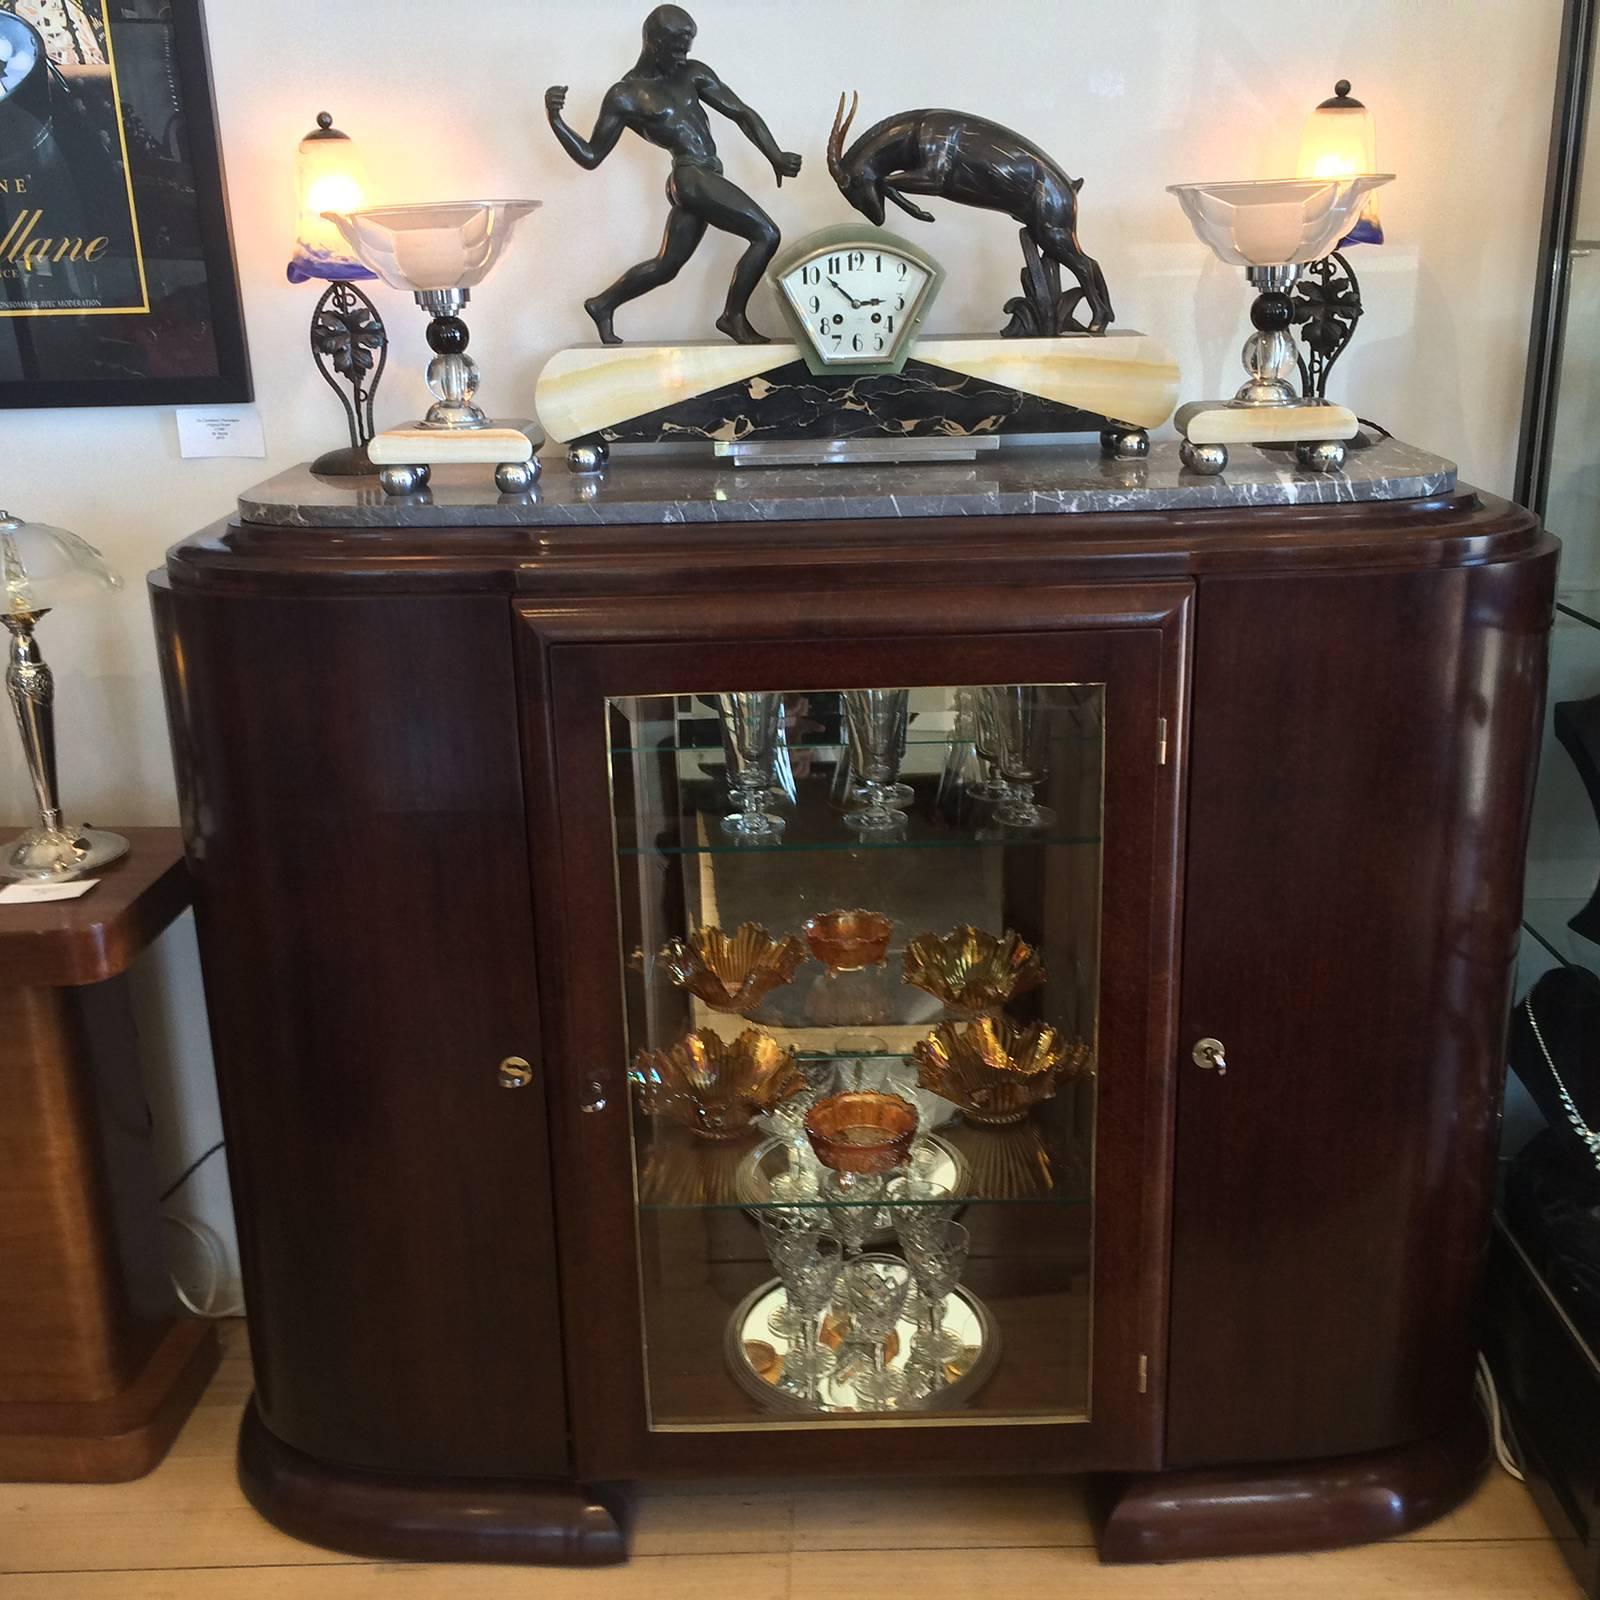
xmin=535 ymin=219 xmax=1178 ymax=472
xmin=769 ymin=225 xmax=944 ymax=376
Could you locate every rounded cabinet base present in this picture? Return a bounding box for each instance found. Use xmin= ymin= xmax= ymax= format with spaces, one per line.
xmin=237 ymin=1399 xmax=627 ymax=1567
xmin=1094 ymin=1405 xmax=1490 ymax=1563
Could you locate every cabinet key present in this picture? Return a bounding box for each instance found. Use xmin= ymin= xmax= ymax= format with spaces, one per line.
xmin=580 ymin=1079 xmax=609 ymax=1114
xmin=1192 ymin=1038 xmax=1228 ymax=1076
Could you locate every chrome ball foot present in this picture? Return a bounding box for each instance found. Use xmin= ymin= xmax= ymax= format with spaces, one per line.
xmin=1296 ymin=439 xmax=1348 ymax=473
xmin=1179 ymin=439 xmax=1228 ymax=475
xmin=567 ymin=439 xmax=610 ymax=474
xmin=1100 ymin=426 xmax=1150 ymax=460
xmin=378 ymin=464 xmax=431 ymax=496
xmin=495 ymin=459 xmax=541 ymax=495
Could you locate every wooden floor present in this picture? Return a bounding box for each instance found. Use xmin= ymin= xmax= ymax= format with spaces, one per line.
xmin=0 ymin=1321 xmax=1581 ymax=1598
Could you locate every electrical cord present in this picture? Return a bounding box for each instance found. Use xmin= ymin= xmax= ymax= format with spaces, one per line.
xmin=1475 ymin=1352 xmax=1526 ymax=1482
xmin=159 ymin=1138 xmax=225 ymax=1204
xmin=162 ymin=1213 xmax=244 ymax=1319
xmin=159 ymin=1140 xmax=243 ymax=1317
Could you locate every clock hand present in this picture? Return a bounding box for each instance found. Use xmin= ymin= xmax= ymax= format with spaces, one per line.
xmin=827 ymin=276 xmax=864 ymax=310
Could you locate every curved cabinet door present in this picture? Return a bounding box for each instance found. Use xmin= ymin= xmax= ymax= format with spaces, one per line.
xmin=1167 ymin=549 xmax=1556 ymax=1467
xmin=153 ymin=580 xmax=569 ymax=1479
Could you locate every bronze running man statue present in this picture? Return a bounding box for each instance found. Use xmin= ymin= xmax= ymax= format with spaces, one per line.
xmin=545 ymin=5 xmax=802 ymax=345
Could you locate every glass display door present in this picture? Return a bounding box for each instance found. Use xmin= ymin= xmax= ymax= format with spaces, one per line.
xmin=538 ymin=617 xmax=1182 ymax=1476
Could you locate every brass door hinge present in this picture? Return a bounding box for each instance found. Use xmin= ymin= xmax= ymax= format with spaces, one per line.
xmin=1138 ymin=1354 xmax=1149 ymax=1394
xmin=1157 ymin=717 xmax=1169 ymax=766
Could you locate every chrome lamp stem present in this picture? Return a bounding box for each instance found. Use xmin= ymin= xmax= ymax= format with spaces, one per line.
xmin=6 ymin=609 xmax=60 ymax=832
xmin=2 ymin=608 xmax=129 ymax=881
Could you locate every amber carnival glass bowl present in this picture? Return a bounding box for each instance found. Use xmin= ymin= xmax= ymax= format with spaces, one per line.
xmin=902 ymin=925 xmax=1046 ymax=1014
xmin=803 ymin=909 xmax=894 ymax=974
xmin=658 ymin=922 xmax=808 ymax=1015
xmin=805 ymin=1091 xmax=919 ymax=1175
xmin=914 ymin=1017 xmax=1091 ymax=1126
xmin=631 ymin=1028 xmax=804 ymax=1140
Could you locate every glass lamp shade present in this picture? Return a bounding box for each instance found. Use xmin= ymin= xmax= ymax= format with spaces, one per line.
xmin=287 ymin=113 xmax=378 ymax=285
xmin=1 ymin=511 xmax=122 ymax=617
xmin=1298 ymin=82 xmax=1384 ymax=246
xmin=1168 ymin=176 xmax=1393 ymax=268
xmin=321 ymin=201 xmax=541 ymax=294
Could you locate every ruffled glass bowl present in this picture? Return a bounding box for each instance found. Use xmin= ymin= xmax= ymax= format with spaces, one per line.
xmin=659 ymin=923 xmax=807 ymax=1015
xmin=1167 ymin=176 xmax=1393 ymax=267
xmin=902 ymin=925 xmax=1046 ymax=1015
xmin=631 ymin=1028 xmax=804 ymax=1140
xmin=914 ymin=1017 xmax=1092 ymax=1126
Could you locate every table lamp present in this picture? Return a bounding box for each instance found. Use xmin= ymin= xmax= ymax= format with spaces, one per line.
xmin=321 ymin=201 xmax=543 ymax=496
xmin=287 ymin=112 xmax=390 ymax=477
xmin=1293 ymin=81 xmax=1383 ymax=401
xmin=1167 ymin=171 xmax=1391 ymax=475
xmin=1 ymin=512 xmax=127 ymax=881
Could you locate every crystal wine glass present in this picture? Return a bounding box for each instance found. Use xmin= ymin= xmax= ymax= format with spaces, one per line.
xmin=823 ymin=1168 xmax=886 ymax=1382
xmin=989 ymin=686 xmax=1056 ymax=830
xmin=969 ymin=687 xmax=1015 ymax=804
xmin=758 ymin=1208 xmax=825 ymax=1345
xmin=718 ymin=692 xmax=786 ymax=842
xmin=777 ymin=1231 xmax=844 ymax=1399
xmin=887 ymin=1175 xmax=956 ymax=1326
xmin=839 ymin=1253 xmax=912 ymax=1409
xmin=842 ymin=690 xmax=911 ymax=837
xmin=902 ymin=1219 xmax=971 ymax=1366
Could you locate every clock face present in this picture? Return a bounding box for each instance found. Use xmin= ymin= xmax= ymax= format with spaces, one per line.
xmin=778 ymin=243 xmax=934 ymax=367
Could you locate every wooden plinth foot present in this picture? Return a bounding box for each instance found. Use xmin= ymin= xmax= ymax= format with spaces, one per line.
xmin=1094 ymin=1405 xmax=1490 ymax=1563
xmin=238 ymin=1397 xmax=627 ymax=1566
xmin=0 ymin=1317 xmax=220 ymax=1483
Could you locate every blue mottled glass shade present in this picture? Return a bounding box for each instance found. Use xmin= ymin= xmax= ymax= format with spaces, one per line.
xmin=286 ymin=247 xmax=376 ymax=285
xmin=1299 ymin=89 xmax=1385 ymax=250
xmin=289 ymin=116 xmax=378 ymax=285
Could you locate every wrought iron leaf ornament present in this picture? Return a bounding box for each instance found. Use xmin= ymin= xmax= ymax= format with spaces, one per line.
xmin=312 ymin=298 xmax=385 ymax=382
xmin=308 ymin=282 xmax=388 ymax=451
xmin=1292 ymin=252 xmax=1364 ymax=400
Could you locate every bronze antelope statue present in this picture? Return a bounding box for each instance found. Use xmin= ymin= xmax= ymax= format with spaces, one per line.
xmin=826 ymin=92 xmax=1114 ymax=337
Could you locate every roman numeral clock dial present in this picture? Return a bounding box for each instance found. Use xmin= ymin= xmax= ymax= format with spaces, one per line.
xmin=771 ymin=226 xmax=944 ymax=377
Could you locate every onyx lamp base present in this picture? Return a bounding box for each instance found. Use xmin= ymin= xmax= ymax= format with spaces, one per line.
xmin=237 ymin=1399 xmax=627 ymax=1566
xmin=1094 ymin=1406 xmax=1489 ymax=1563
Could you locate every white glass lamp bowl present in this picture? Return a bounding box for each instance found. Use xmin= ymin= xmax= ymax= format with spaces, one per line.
xmin=317 ymin=201 xmax=543 ymax=496
xmin=0 ymin=512 xmax=127 ymax=881
xmin=1167 ymin=176 xmax=1393 ymax=268
xmin=322 ymin=200 xmax=540 ymax=294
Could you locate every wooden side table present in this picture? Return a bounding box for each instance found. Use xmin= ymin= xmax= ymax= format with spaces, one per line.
xmin=0 ymin=827 xmax=220 ymax=1481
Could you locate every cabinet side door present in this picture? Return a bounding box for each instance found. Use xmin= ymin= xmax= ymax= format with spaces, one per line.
xmin=152 ymin=579 xmax=569 ymax=1478
xmin=1167 ymin=549 xmax=1555 ymax=1467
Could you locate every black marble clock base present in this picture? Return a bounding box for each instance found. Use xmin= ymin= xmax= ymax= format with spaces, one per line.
xmin=534 ymin=334 xmax=1178 ymax=472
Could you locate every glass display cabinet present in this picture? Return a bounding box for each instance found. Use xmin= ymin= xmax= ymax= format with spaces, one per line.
xmin=153 ymin=453 xmax=1552 ymax=1569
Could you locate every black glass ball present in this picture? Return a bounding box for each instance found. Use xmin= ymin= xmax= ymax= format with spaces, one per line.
xmin=1251 ymin=292 xmax=1294 ymax=333
xmin=426 ymin=316 xmax=471 ymax=355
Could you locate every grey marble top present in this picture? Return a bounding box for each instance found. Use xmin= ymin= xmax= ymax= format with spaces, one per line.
xmin=237 ymin=438 xmax=1456 ymax=529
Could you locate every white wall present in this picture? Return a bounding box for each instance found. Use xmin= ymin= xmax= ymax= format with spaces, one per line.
xmin=0 ymin=0 xmax=1566 ymax=1303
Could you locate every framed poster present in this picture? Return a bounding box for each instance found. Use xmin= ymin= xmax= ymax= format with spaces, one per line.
xmin=0 ymin=0 xmax=249 ymax=408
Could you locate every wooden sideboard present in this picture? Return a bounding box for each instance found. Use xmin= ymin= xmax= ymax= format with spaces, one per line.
xmin=151 ymin=452 xmax=1555 ymax=1566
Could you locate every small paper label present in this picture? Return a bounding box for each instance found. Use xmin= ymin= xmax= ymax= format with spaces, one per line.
xmin=176 ymin=405 xmax=266 ymax=459
xmin=0 ymin=878 xmax=99 ymax=903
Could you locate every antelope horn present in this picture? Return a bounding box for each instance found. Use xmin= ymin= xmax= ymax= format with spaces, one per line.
xmin=828 ymin=89 xmax=859 ymax=185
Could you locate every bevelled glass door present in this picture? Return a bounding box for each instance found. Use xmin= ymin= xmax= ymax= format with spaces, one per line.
xmin=608 ymin=683 xmax=1103 ymax=1427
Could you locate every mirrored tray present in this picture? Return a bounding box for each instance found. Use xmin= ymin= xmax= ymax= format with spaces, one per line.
xmin=726 ymin=1277 xmax=999 ymax=1415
